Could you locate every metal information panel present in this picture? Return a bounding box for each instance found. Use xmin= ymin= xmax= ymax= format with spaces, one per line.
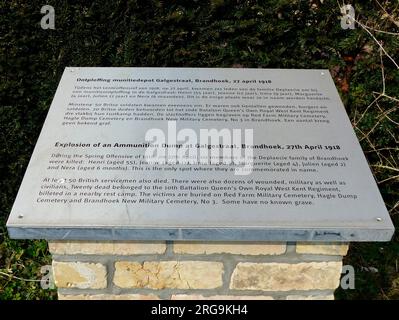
xmin=7 ymin=68 xmax=394 ymax=241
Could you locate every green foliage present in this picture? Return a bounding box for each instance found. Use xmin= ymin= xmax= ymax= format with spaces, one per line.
xmin=0 ymin=218 xmax=56 ymax=299
xmin=0 ymin=0 xmax=398 ymax=299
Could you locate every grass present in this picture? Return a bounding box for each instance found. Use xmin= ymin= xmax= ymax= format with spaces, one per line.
xmin=0 ymin=0 xmax=398 ymax=300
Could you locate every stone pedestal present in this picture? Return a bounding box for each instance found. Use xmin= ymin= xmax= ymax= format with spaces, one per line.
xmin=50 ymin=241 xmax=348 ymax=300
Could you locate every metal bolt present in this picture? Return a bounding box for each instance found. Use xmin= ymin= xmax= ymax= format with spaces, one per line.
xmin=321 ymin=71 xmax=325 ymax=75
xmin=18 ymin=214 xmax=24 ymax=219
xmin=376 ymin=217 xmax=382 ymax=222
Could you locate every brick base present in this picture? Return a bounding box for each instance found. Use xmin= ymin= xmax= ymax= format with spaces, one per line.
xmin=49 ymin=241 xmax=348 ymax=300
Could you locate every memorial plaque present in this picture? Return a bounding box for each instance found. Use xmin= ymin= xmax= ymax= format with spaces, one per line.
xmin=7 ymin=67 xmax=394 ymax=241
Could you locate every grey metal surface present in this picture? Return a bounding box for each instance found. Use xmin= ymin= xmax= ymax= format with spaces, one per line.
xmin=6 ymin=67 xmax=395 ymax=241
xmin=7 ymin=226 xmax=394 ymax=242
